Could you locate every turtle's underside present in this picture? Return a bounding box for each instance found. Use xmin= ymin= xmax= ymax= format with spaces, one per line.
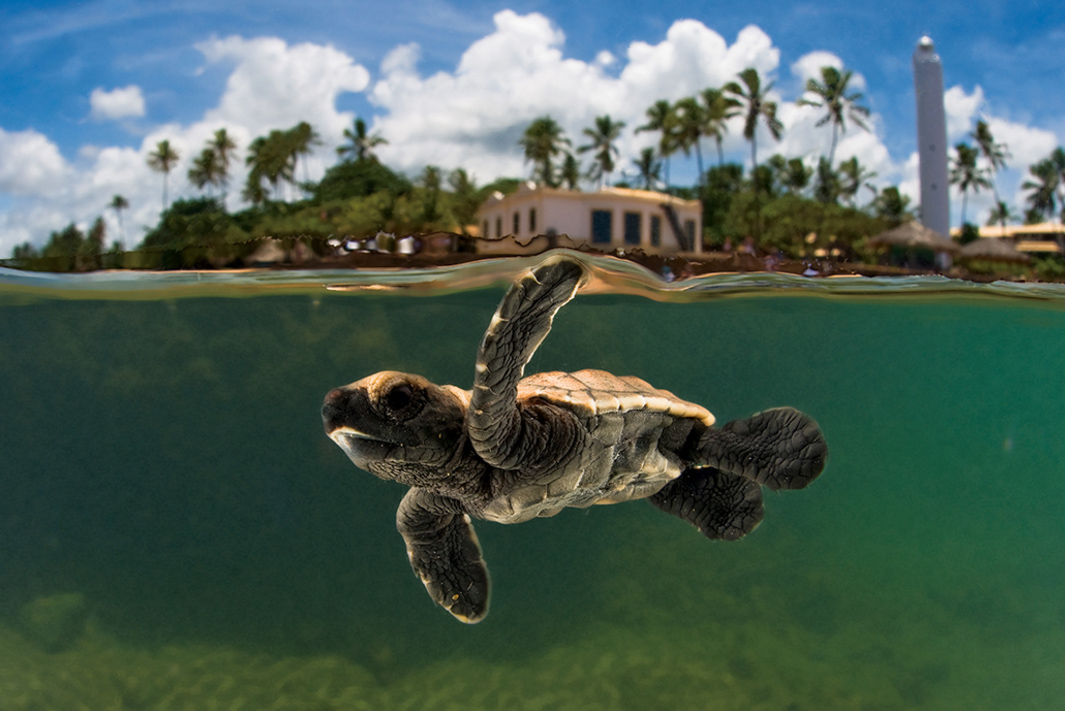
xmin=323 ymin=255 xmax=827 ymax=623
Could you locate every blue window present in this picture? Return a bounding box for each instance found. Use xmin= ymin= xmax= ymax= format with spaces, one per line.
xmin=591 ymin=210 xmax=612 ymax=244
xmin=684 ymin=220 xmax=696 ymax=250
xmin=513 ymin=211 xmax=520 ymax=234
xmin=624 ymin=212 xmax=641 ymax=245
xmin=529 ymin=208 xmax=537 ymax=233
xmin=650 ymin=215 xmax=661 ymax=247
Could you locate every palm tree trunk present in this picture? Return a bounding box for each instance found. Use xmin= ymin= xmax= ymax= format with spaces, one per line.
xmin=750 ymin=136 xmax=757 ymax=174
xmin=716 ymin=138 xmax=724 ymax=167
xmin=990 ymin=179 xmax=1004 ymax=228
xmin=960 ymin=190 xmax=968 ymax=227
xmin=695 ymin=142 xmax=704 ymax=187
xmin=828 ymin=124 xmax=839 ymax=168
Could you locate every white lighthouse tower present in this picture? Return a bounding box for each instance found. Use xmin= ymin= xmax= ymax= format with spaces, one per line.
xmin=912 ymin=36 xmax=950 ymax=237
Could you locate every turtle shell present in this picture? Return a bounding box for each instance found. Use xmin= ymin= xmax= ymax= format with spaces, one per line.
xmin=517 ymin=369 xmax=715 ymax=427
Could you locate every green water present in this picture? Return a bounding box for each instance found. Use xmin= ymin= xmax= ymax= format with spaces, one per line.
xmin=1 ymin=254 xmax=1063 ymax=710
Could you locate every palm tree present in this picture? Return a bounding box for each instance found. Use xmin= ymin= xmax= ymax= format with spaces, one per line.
xmin=636 ymin=100 xmax=678 ymax=187
xmin=724 ymin=68 xmax=784 ymax=172
xmin=287 ymin=121 xmax=321 ymax=189
xmin=798 ymin=66 xmax=871 ymax=167
xmin=633 ymin=148 xmax=661 ymax=190
xmin=700 ymin=87 xmax=740 ymax=167
xmin=813 ymin=157 xmax=840 ymax=205
xmin=778 ymin=157 xmax=812 ymax=194
xmin=986 ymin=201 xmax=1017 ymax=226
xmin=418 ymin=165 xmax=443 ymax=223
xmin=520 ymin=116 xmax=570 ymax=187
xmin=448 ymin=168 xmax=479 ymax=231
xmin=109 ymin=195 xmax=129 ymax=245
xmin=188 ymin=148 xmax=222 ymax=196
xmin=337 ymin=117 xmax=387 ymax=162
xmin=969 ymin=120 xmax=1009 ymax=227
xmin=208 ymin=128 xmax=237 ymax=200
xmin=1022 ymin=158 xmax=1060 ymax=222
xmin=949 ymin=142 xmax=992 ymax=226
xmin=244 ymin=132 xmax=295 ymax=203
xmin=872 ymin=186 xmax=913 ymax=227
xmin=147 ymin=139 xmax=180 ymax=210
xmin=671 ymin=97 xmax=706 ymax=185
xmin=559 ymin=152 xmax=581 ymax=190
xmin=84 ymin=216 xmax=106 ymax=262
xmin=578 ymin=115 xmax=626 ymax=188
xmin=837 ymin=156 xmax=877 ymax=207
xmin=766 ymin=154 xmax=810 ymax=195
xmin=1049 ymin=147 xmax=1065 ymax=220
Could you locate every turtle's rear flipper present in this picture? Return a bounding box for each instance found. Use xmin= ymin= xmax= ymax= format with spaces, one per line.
xmin=396 ymin=489 xmax=490 ymax=623
xmin=649 ymin=468 xmax=764 ymax=540
xmin=694 ymin=407 xmax=827 ymax=491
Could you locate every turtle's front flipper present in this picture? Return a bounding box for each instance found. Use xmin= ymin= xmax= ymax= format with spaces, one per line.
xmin=694 ymin=407 xmax=827 ymax=491
xmin=396 ymin=488 xmax=490 ymax=623
xmin=649 ymin=468 xmax=764 ymax=540
xmin=469 ymin=256 xmax=586 ymax=469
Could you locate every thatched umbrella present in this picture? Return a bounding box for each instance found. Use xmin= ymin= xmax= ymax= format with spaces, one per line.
xmin=958 ymin=238 xmax=1030 ymax=263
xmin=869 ymin=222 xmax=960 ymax=253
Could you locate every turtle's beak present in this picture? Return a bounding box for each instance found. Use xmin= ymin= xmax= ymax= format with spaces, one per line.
xmin=322 ymin=387 xmax=356 ymax=435
xmin=322 ymin=386 xmax=402 ymax=474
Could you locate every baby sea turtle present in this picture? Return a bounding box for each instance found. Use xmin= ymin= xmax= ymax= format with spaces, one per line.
xmin=322 ymin=255 xmax=826 ymax=623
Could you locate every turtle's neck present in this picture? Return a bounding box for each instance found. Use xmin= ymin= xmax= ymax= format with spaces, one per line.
xmin=420 ymin=432 xmax=494 ymax=501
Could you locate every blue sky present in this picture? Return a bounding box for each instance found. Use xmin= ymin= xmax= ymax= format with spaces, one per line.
xmin=1 ymin=0 xmax=1063 ymax=252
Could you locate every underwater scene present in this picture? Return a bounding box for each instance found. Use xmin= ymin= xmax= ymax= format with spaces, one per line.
xmin=1 ymin=252 xmax=1063 ymax=711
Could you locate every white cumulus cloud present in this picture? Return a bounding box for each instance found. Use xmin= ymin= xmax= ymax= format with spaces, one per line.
xmin=791 ymin=51 xmax=843 ymax=85
xmin=89 ymin=85 xmax=146 ymax=120
xmin=0 ymin=127 xmax=70 ymax=195
xmin=198 ymin=35 xmax=371 ymax=140
xmin=370 ymin=11 xmax=784 ymax=180
xmin=944 ymin=85 xmax=984 ymax=142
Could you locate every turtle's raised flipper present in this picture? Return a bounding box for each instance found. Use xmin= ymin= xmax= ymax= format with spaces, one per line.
xmin=694 ymin=408 xmax=827 ymax=491
xmin=469 ymin=256 xmax=586 ymax=469
xmin=649 ymin=468 xmax=764 ymax=540
xmin=396 ymin=488 xmax=490 ymax=623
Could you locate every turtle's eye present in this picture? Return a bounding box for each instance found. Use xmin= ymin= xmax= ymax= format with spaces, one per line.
xmin=384 ymin=383 xmax=414 ymax=413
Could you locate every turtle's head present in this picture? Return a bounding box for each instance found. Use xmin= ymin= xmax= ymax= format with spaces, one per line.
xmin=322 ymin=371 xmax=471 ymax=487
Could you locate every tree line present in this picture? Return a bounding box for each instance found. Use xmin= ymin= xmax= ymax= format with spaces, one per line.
xmin=9 ymin=63 xmax=1065 ymax=272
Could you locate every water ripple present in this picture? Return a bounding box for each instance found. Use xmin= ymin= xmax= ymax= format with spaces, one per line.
xmin=4 ymin=250 xmax=1065 ymax=306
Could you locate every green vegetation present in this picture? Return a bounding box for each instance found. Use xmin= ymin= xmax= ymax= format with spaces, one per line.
xmin=7 ymin=65 xmax=1065 ymax=277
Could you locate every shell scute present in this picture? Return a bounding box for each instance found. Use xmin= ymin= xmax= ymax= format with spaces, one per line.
xmin=517 ymin=369 xmax=715 ymax=426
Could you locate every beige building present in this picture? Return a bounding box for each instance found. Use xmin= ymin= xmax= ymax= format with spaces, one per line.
xmin=475 ymin=183 xmax=702 ymax=255
xmin=948 ymin=222 xmax=1064 ymax=254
